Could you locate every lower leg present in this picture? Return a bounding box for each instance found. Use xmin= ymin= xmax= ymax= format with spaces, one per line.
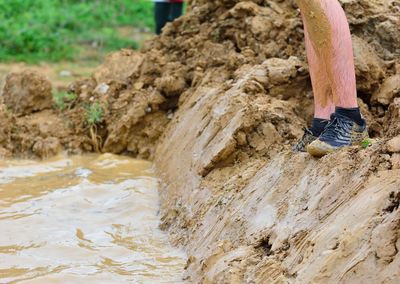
xmin=297 ymin=0 xmax=368 ymax=156
xmin=154 ymin=3 xmax=170 ymax=35
xmin=297 ymin=0 xmax=358 ymax=109
xmin=303 ymin=18 xmax=334 ymax=136
xmin=169 ymin=3 xmax=184 ymax=21
xmin=304 ymin=23 xmax=335 ymax=121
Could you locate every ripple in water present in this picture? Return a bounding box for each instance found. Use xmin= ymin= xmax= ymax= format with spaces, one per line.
xmin=0 ymin=154 xmax=186 ymax=284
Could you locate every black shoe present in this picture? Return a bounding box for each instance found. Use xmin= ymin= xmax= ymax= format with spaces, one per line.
xmin=293 ymin=127 xmax=318 ymax=152
xmin=307 ymin=113 xmax=368 ymax=157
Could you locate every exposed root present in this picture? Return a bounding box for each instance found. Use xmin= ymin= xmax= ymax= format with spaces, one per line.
xmin=89 ymin=124 xmax=102 ymax=153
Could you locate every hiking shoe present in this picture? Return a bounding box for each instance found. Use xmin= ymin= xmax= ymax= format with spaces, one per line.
xmin=293 ymin=127 xmax=318 ymax=152
xmin=307 ymin=113 xmax=368 ymax=157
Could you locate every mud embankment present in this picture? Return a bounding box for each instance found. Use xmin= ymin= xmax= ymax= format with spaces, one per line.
xmin=155 ymin=75 xmax=400 ymax=282
xmin=1 ymin=0 xmax=400 ymax=282
xmin=154 ymin=1 xmax=400 ymax=282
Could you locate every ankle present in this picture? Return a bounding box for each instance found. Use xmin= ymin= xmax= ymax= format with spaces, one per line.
xmin=335 ymin=107 xmax=364 ymax=125
xmin=310 ymin=118 xmax=329 ymax=137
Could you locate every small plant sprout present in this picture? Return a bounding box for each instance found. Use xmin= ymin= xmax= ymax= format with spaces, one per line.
xmin=86 ymin=102 xmax=104 ymax=126
xmin=361 ymin=138 xmax=372 ymax=149
xmin=53 ymin=91 xmax=77 ymax=111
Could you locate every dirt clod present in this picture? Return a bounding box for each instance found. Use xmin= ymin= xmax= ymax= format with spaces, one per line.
xmin=387 ymin=135 xmax=400 ymax=153
xmin=32 ymin=137 xmax=62 ymax=158
xmin=2 ymin=71 xmax=52 ymax=116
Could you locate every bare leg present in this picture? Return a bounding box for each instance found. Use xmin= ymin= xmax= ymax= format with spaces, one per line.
xmin=297 ymin=0 xmax=358 ymax=110
xmin=304 ymin=22 xmax=335 ymax=120
xmin=293 ymin=0 xmax=365 ymax=153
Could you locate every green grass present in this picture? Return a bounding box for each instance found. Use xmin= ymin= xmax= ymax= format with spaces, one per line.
xmin=0 ymin=0 xmax=154 ymax=62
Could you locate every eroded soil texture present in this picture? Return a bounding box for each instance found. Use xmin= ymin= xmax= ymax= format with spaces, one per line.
xmin=1 ymin=0 xmax=400 ymax=283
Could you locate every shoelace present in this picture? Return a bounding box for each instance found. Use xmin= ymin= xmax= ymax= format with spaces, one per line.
xmin=320 ymin=114 xmax=352 ymax=141
xmin=293 ymin=127 xmax=313 ymax=150
xmin=301 ymin=127 xmax=313 ymax=139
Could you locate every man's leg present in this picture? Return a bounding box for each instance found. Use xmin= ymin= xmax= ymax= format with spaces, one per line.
xmin=305 ymin=22 xmax=335 ymax=137
xmin=296 ymin=0 xmax=368 ymax=156
xmin=304 ymin=23 xmax=335 ymax=121
xmin=154 ymin=2 xmax=170 ymax=35
xmin=297 ymin=0 xmax=358 ymax=107
xmin=169 ymin=3 xmax=184 ymax=22
xmin=292 ymin=12 xmax=335 ymax=152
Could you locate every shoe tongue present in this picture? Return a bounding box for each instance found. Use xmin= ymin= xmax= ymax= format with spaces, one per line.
xmin=331 ymin=112 xmax=351 ymax=122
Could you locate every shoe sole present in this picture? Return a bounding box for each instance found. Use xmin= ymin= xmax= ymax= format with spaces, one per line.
xmin=307 ymin=133 xmax=369 ymax=158
xmin=306 ymin=143 xmax=336 ymax=157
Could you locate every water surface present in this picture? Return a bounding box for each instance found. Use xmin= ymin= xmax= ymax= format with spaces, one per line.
xmin=0 ymin=154 xmax=186 ymax=283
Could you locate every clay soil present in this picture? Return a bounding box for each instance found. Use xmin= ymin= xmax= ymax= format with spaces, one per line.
xmin=1 ymin=0 xmax=400 ymax=283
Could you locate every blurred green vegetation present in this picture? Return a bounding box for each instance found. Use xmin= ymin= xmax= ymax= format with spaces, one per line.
xmin=0 ymin=0 xmax=154 ymax=62
xmin=53 ymin=91 xmax=77 ymax=111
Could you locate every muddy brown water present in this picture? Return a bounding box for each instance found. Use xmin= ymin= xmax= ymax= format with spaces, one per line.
xmin=0 ymin=154 xmax=186 ymax=283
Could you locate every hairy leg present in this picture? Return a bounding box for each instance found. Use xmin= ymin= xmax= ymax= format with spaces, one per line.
xmin=304 ymin=22 xmax=335 ymax=119
xmin=297 ymin=0 xmax=358 ymax=110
